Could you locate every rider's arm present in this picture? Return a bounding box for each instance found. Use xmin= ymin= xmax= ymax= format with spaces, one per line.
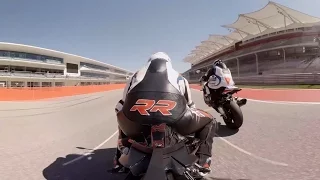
xmin=115 ymin=73 xmax=135 ymax=113
xmin=203 ymin=67 xmax=215 ymax=81
xmin=183 ymin=77 xmax=196 ymax=108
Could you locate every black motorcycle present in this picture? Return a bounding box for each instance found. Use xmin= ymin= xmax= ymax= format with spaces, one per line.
xmin=202 ymin=86 xmax=247 ymax=130
xmin=118 ymin=123 xmax=207 ymax=180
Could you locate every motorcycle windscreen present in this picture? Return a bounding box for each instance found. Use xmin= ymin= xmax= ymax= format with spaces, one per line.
xmin=126 ymin=147 xmax=150 ymax=176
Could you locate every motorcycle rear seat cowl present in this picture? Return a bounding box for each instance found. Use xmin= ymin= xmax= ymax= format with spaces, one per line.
xmin=125 ymin=142 xmax=199 ymax=178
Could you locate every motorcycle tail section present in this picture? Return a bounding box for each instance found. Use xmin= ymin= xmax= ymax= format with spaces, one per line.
xmin=120 ymin=123 xmax=204 ymax=180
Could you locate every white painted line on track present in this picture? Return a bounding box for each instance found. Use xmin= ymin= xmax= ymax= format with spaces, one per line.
xmin=63 ymin=130 xmax=119 ymax=166
xmin=216 ymin=135 xmax=289 ymax=167
xmin=203 ymin=101 xmax=289 ymax=166
xmin=62 ymin=119 xmax=288 ymax=167
xmin=204 ymin=107 xmax=289 ymax=166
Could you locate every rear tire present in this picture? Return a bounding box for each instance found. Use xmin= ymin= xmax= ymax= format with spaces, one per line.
xmin=223 ymin=100 xmax=243 ymax=130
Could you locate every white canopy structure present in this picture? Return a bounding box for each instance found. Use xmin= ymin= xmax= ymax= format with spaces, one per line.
xmin=184 ymin=1 xmax=320 ymax=64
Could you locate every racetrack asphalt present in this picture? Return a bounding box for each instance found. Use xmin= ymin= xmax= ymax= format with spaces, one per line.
xmin=1 ymin=89 xmax=320 ymax=180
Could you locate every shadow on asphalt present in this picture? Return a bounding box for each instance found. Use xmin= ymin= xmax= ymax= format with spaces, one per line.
xmin=216 ymin=123 xmax=239 ymax=137
xmin=42 ymin=147 xmax=126 ymax=180
xmin=42 ymin=124 xmax=239 ymax=180
xmin=42 ymin=147 xmax=249 ymax=180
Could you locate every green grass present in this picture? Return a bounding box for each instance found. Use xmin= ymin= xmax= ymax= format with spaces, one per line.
xmin=237 ymin=84 xmax=320 ymax=89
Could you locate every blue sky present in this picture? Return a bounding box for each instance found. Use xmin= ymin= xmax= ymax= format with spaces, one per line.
xmin=1 ymin=0 xmax=320 ymax=73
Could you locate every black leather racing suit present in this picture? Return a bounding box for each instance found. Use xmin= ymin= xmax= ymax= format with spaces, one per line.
xmin=113 ymin=59 xmax=217 ymax=171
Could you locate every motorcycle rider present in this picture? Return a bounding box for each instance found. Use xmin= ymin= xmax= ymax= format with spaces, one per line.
xmin=111 ymin=52 xmax=217 ymax=177
xmin=200 ymin=59 xmax=236 ymax=110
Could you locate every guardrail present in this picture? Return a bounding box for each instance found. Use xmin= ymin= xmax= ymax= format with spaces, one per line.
xmin=187 ymin=73 xmax=320 ymax=85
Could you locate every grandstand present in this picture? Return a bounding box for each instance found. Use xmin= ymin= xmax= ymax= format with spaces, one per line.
xmin=182 ymin=1 xmax=320 ymax=85
xmin=0 ymin=42 xmax=133 ymax=88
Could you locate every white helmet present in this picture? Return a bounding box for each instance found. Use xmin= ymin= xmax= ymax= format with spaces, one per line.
xmin=213 ymin=59 xmax=227 ymax=69
xmin=148 ymin=52 xmax=172 ymax=63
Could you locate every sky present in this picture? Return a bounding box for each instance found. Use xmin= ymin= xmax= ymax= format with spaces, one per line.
xmin=1 ymin=0 xmax=320 ymax=73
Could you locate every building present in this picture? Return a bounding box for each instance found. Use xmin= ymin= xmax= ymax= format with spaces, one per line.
xmin=182 ymin=1 xmax=320 ymax=84
xmin=0 ymin=42 xmax=133 ymax=87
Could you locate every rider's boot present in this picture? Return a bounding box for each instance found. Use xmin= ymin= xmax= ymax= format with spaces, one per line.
xmin=203 ymin=93 xmax=211 ymax=107
xmin=211 ymin=102 xmax=218 ymax=112
xmin=109 ymin=151 xmax=130 ymax=173
xmin=108 ymin=141 xmax=130 ymax=173
xmin=109 ymin=149 xmax=124 ymax=173
xmin=205 ymin=99 xmax=212 ymax=107
xmin=197 ymin=154 xmax=212 ymax=177
xmin=210 ymin=100 xmax=228 ymax=121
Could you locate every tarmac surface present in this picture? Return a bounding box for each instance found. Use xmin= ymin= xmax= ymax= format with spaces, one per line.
xmin=1 ymin=89 xmax=320 ymax=180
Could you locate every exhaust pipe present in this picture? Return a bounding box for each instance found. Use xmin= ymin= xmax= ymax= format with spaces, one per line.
xmin=237 ymin=98 xmax=247 ymax=107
